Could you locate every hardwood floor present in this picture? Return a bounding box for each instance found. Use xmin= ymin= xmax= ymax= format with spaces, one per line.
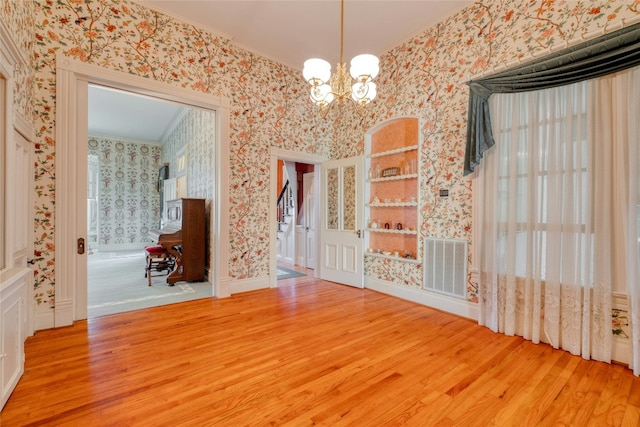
xmin=2 ymin=277 xmax=639 ymax=426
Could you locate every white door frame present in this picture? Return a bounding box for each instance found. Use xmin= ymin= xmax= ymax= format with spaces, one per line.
xmin=269 ymin=148 xmax=326 ymax=288
xmin=302 ymin=172 xmax=316 ymax=270
xmin=1 ymin=19 xmax=35 ymax=336
xmin=52 ymin=54 xmax=231 ymax=329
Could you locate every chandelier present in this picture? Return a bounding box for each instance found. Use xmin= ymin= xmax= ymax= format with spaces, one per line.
xmin=302 ymin=0 xmax=379 ymax=118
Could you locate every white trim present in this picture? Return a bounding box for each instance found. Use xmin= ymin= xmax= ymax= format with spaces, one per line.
xmin=54 ymin=65 xmax=85 ymax=327
xmin=34 ymin=311 xmax=52 ymax=332
xmin=269 ymin=147 xmax=326 ymax=288
xmin=218 ymin=277 xmax=232 ymax=298
xmin=365 ymin=277 xmax=479 ymax=321
xmin=13 ymin=112 xmax=34 ymax=143
xmin=54 ymin=54 xmax=231 ymax=329
xmin=228 ymin=276 xmax=269 ymax=295
xmin=0 ymin=19 xmax=27 ymax=73
xmin=0 ymin=56 xmax=11 ymax=273
xmin=214 ymin=106 xmax=231 ymax=298
xmin=56 ymin=55 xmax=229 ymax=110
xmin=1 ymin=19 xmax=35 ymax=338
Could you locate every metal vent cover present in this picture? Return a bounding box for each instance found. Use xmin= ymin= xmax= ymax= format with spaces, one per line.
xmin=423 ymin=237 xmax=467 ymax=299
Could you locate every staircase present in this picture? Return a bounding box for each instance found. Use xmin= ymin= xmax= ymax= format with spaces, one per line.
xmin=277 ymin=180 xmax=295 ymax=241
xmin=276 ymin=179 xmax=296 ymax=263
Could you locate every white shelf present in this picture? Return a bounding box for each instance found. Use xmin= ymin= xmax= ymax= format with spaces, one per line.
xmin=365 ymin=119 xmax=420 ymax=270
xmin=368 ymin=145 xmax=419 ymax=158
xmin=368 ymin=201 xmax=417 ymax=207
xmin=367 ymin=227 xmax=417 ymax=235
xmin=368 ymin=173 xmax=418 ymax=183
xmin=365 ymin=252 xmax=420 ymax=264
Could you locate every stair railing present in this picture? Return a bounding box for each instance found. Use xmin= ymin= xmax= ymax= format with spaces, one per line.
xmin=277 ymin=180 xmax=291 ymax=227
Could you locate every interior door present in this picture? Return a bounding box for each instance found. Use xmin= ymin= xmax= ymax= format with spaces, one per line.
xmin=302 ymin=172 xmax=316 ymax=270
xmin=10 ymin=129 xmax=32 ymax=271
xmin=0 ymin=128 xmax=33 ymax=411
xmin=320 ymin=156 xmax=364 ymax=288
xmin=12 ymin=128 xmax=34 ymax=334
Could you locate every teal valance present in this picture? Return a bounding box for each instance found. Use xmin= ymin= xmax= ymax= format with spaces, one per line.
xmin=464 ymin=22 xmax=640 ymax=176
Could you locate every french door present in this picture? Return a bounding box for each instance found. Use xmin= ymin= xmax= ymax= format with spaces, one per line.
xmin=320 ymin=156 xmax=364 ymax=288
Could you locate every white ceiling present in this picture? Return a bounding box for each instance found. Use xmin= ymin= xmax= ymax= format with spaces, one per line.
xmin=138 ymin=0 xmax=472 ymax=70
xmin=88 ymin=85 xmax=188 ymax=142
xmin=89 ymin=0 xmax=472 ymax=141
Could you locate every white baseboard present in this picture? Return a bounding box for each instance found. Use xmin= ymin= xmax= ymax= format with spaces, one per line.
xmin=365 ymin=277 xmax=479 ymax=321
xmin=54 ymin=298 xmax=74 ymax=327
xmin=228 ymin=275 xmax=269 ymax=295
xmin=34 ymin=309 xmax=54 ymax=331
xmin=35 ymin=299 xmax=75 ymax=331
xmin=613 ymin=337 xmax=629 ymax=366
xmin=218 ymin=277 xmax=232 ymax=298
xmin=95 ymin=243 xmax=147 ymax=252
xmin=276 ymin=254 xmax=295 ymax=264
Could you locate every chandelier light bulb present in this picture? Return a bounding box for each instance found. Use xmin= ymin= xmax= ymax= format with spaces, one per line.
xmin=310 ymin=83 xmax=334 ymax=105
xmin=303 ymin=58 xmax=331 ymax=85
xmin=350 ymin=54 xmax=379 ymax=82
xmin=301 ymin=0 xmax=379 ymax=117
xmin=352 ymin=82 xmax=377 ymax=105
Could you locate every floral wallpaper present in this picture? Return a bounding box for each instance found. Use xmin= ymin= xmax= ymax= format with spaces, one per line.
xmin=356 ymin=1 xmax=640 ymax=302
xmin=162 ymin=108 xmax=216 ymax=201
xmin=27 ymin=0 xmax=327 ymax=308
xmin=161 ymin=107 xmax=216 ymax=267
xmin=613 ymin=308 xmax=630 ymax=338
xmin=343 ymin=166 xmax=356 ymax=230
xmin=326 ymin=168 xmax=338 ymax=230
xmin=1 ymin=0 xmax=637 ymax=314
xmin=87 ymin=137 xmax=163 ymax=248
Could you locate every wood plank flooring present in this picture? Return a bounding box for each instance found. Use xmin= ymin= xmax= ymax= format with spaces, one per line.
xmin=2 ymin=276 xmax=639 ymax=426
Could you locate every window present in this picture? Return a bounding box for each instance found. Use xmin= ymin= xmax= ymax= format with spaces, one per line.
xmin=175 ymin=146 xmax=187 ymax=198
xmin=489 ymin=82 xmax=591 ymax=283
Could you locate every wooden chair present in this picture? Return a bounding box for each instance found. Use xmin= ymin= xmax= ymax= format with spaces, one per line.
xmin=144 ymin=245 xmax=175 ymax=286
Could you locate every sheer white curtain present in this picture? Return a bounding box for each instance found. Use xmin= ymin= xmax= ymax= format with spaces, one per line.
xmin=475 ymin=66 xmax=640 ymax=370
xmin=591 ymin=66 xmax=640 ymax=374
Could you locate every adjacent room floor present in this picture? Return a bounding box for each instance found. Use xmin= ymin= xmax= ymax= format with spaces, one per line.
xmin=87 ymin=249 xmax=213 ymax=318
xmin=87 ymin=250 xmax=311 ymax=318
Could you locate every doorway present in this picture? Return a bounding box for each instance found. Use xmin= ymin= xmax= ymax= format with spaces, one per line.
xmin=275 ymin=160 xmax=316 ymax=272
xmin=52 ymin=57 xmax=230 ymax=329
xmin=269 ymin=148 xmax=326 ymax=289
xmin=85 ymin=84 xmax=216 ymax=318
xmin=319 ymin=156 xmax=365 ymax=288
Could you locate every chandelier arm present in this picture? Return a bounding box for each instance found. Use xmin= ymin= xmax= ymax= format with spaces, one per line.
xmin=303 ymin=0 xmax=378 ymax=118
